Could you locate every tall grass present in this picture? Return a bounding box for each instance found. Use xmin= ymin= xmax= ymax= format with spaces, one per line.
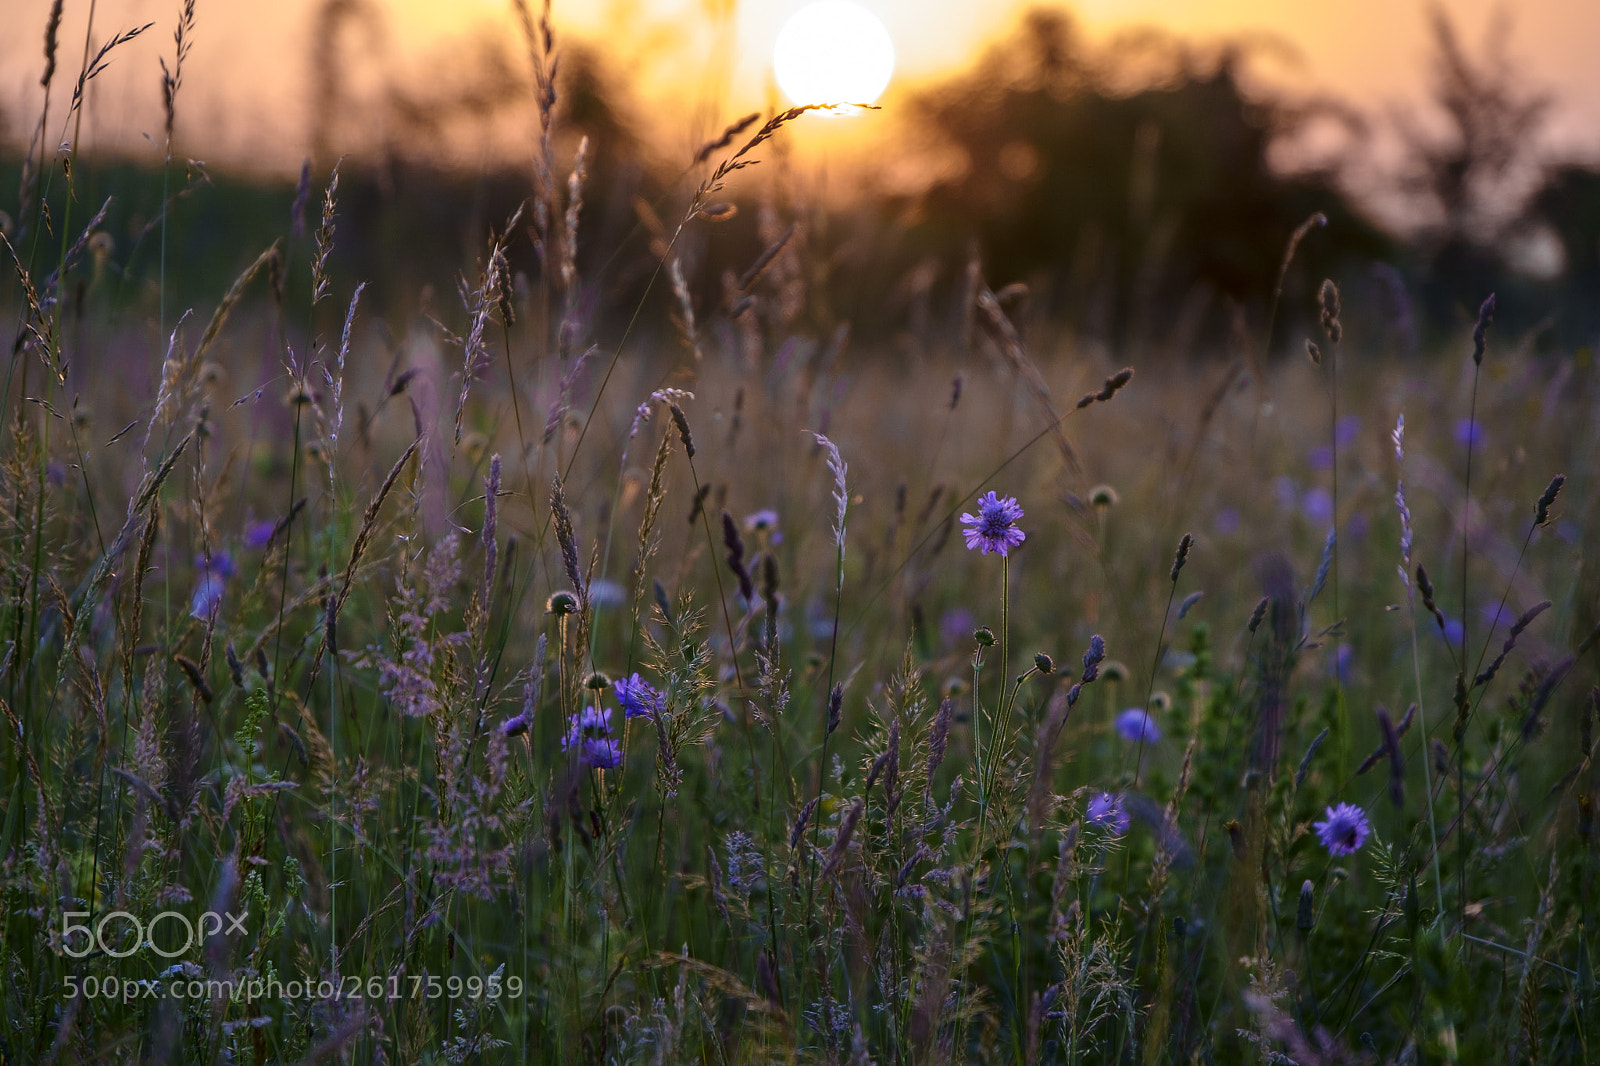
xmin=1 ymin=4 xmax=1598 ymax=1065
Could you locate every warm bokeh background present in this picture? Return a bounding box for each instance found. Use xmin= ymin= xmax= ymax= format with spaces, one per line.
xmin=6 ymin=0 xmax=1599 ymax=359
xmin=5 ymin=0 xmax=1598 ymax=171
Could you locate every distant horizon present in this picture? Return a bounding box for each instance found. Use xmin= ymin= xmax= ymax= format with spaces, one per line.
xmin=3 ymin=0 xmax=1594 ymax=183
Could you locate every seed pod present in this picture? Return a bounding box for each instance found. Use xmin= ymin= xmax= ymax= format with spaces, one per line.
xmin=1170 ymin=533 xmax=1194 ymax=583
xmin=1224 ymin=819 xmax=1246 ymax=860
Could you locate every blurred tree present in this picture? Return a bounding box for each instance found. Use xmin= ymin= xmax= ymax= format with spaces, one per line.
xmin=1394 ymin=7 xmax=1552 ymax=330
xmin=1528 ymin=164 xmax=1600 ymax=344
xmin=1396 ymin=8 xmax=1549 ymax=247
xmin=900 ymin=9 xmax=1389 ymax=359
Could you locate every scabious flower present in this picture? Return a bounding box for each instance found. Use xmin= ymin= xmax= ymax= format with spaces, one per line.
xmin=1086 ymin=792 xmax=1130 ymax=835
xmin=744 ymin=509 xmax=780 ymax=533
xmin=1115 ymin=708 xmax=1161 ymax=744
xmin=1301 ymin=487 xmax=1334 ymax=525
xmin=244 ymin=519 xmax=276 ymax=550
xmin=189 ymin=551 xmax=237 ymax=619
xmin=1273 ymin=475 xmax=1298 ymax=512
xmin=614 ymin=673 xmax=665 ymax=720
xmin=1313 ymin=802 xmax=1371 ymax=856
xmin=562 ymin=705 xmax=623 ymax=769
xmin=940 ymin=608 xmax=976 ymax=651
xmin=960 ymin=491 xmax=1026 ymax=556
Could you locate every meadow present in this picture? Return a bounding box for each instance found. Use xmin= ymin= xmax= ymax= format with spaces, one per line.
xmin=3 ymin=4 xmax=1599 ymax=1064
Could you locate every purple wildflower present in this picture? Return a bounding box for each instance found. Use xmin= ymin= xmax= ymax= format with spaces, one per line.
xmin=614 ymin=673 xmax=665 ymax=720
xmin=1115 ymin=708 xmax=1161 ymax=744
xmin=482 ymin=453 xmax=501 ymax=596
xmin=189 ymin=552 xmax=236 ymax=619
xmin=500 ymin=712 xmax=530 ymax=737
xmin=940 ymin=607 xmax=976 ymax=651
xmin=960 ymin=491 xmax=1026 ymax=556
xmin=1313 ymin=802 xmax=1371 ymax=856
xmin=346 ymin=532 xmax=468 ymax=718
xmin=744 ymin=509 xmax=780 ymax=533
xmin=244 ymin=520 xmax=276 ymax=550
xmin=590 ymin=579 xmax=628 ymax=609
xmin=1301 ymin=487 xmax=1333 ymax=525
xmin=1086 ymin=792 xmax=1130 ymax=835
xmin=1453 ymin=418 xmax=1485 ymax=449
xmin=1213 ymin=507 xmax=1240 ymax=536
xmin=1307 ymin=445 xmax=1334 ymax=472
xmin=562 ymin=705 xmax=623 ymax=769
xmin=1273 ymin=475 xmax=1298 ymax=511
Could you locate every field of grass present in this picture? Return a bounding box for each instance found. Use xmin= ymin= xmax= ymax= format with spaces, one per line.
xmin=4 ymin=7 xmax=1600 ymax=1065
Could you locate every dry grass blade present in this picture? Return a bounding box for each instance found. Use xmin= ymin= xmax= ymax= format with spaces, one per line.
xmin=195 ymin=242 xmax=282 ymax=366
xmin=63 ymin=432 xmax=191 ymax=655
xmin=71 ymin=23 xmax=156 ymax=112
xmin=333 ymin=436 xmax=423 ymax=622
xmin=975 ymin=284 xmax=1079 ymax=475
xmin=738 ymin=222 xmax=796 ymax=293
xmin=695 ymin=112 xmax=760 ymax=164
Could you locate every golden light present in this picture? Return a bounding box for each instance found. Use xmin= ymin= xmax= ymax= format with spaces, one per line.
xmin=772 ymin=1 xmax=896 ymax=107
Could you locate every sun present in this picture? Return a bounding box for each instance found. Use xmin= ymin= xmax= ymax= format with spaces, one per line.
xmin=772 ymin=1 xmax=896 ymax=107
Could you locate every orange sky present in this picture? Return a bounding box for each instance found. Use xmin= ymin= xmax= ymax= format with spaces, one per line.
xmin=3 ymin=0 xmax=1597 ymax=173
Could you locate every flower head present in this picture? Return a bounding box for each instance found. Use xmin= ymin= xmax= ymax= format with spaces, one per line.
xmin=1115 ymin=707 xmax=1161 ymax=744
xmin=189 ymin=551 xmax=236 ymax=619
xmin=1313 ymin=802 xmax=1371 ymax=856
xmin=960 ymin=491 xmax=1026 ymax=556
xmin=562 ymin=705 xmax=623 ymax=769
xmin=244 ymin=520 xmax=276 ymax=550
xmin=614 ymin=673 xmax=665 ymax=720
xmin=744 ymin=509 xmax=780 ymax=533
xmin=1086 ymin=792 xmax=1129 ymax=835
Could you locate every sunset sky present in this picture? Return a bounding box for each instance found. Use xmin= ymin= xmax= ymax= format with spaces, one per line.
xmin=3 ymin=0 xmax=1596 ymax=173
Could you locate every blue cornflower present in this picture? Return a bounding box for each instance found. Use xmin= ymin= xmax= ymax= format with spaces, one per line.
xmin=189 ymin=551 xmax=237 ymax=619
xmin=562 ymin=705 xmax=623 ymax=769
xmin=589 ymin=579 xmax=628 ymax=609
xmin=244 ymin=519 xmax=276 ymax=550
xmin=1086 ymin=792 xmax=1129 ymax=835
xmin=960 ymin=491 xmax=1026 ymax=556
xmin=1301 ymin=487 xmax=1333 ymax=525
xmin=613 ymin=673 xmax=665 ymax=720
xmin=940 ymin=608 xmax=976 ymax=651
xmin=1313 ymin=802 xmax=1371 ymax=856
xmin=1115 ymin=708 xmax=1161 ymax=744
xmin=744 ymin=509 xmax=780 ymax=532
